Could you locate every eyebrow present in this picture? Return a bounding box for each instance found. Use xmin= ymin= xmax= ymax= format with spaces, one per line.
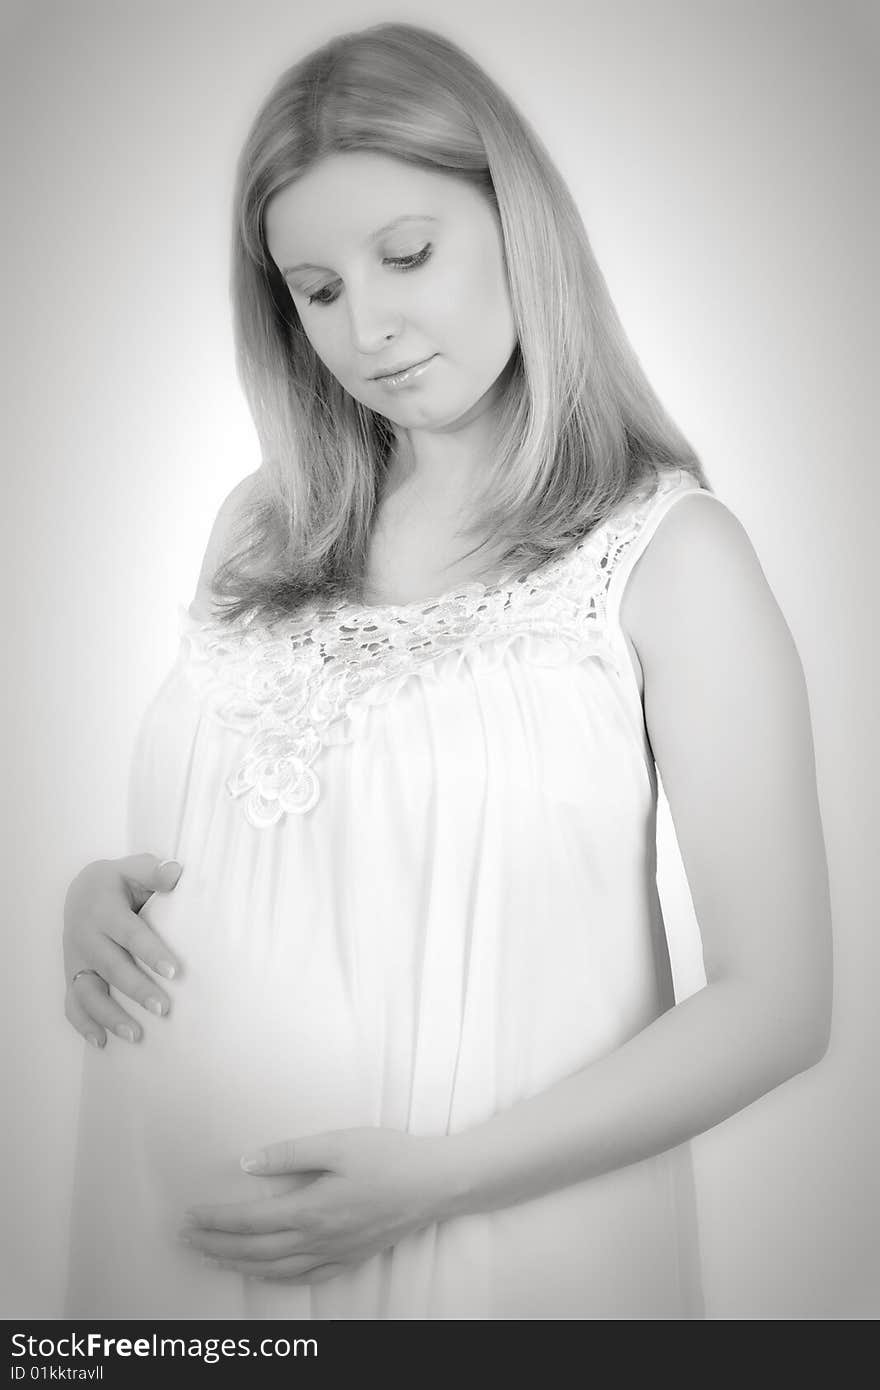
xmin=280 ymin=215 xmax=438 ymax=276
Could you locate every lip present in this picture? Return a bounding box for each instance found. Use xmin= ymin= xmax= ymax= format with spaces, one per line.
xmin=369 ymin=354 xmax=436 ymax=382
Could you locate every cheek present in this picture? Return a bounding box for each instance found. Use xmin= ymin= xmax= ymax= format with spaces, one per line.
xmin=473 ymin=236 xmax=516 ymax=336
xmin=430 ymin=244 xmax=514 ymax=358
xmin=300 ymin=316 xmax=348 ymax=377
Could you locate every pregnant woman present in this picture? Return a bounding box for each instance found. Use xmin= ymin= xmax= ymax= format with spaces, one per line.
xmin=62 ymin=21 xmax=832 ymax=1320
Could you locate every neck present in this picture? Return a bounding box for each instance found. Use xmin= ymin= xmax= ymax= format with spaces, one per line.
xmin=384 ymin=386 xmax=506 ymax=512
xmin=386 ymin=434 xmax=480 ymax=509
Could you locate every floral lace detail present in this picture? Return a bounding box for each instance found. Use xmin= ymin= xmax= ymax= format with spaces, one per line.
xmin=180 ymin=469 xmax=699 ymax=827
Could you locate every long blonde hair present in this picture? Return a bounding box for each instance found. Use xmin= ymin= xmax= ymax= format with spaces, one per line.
xmin=212 ymin=20 xmax=709 ymax=625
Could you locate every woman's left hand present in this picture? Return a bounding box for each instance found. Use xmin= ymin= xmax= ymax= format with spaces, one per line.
xmin=178 ymin=1127 xmax=461 ymax=1284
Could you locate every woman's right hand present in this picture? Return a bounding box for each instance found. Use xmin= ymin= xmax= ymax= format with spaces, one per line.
xmin=63 ymin=854 xmax=184 ymax=1049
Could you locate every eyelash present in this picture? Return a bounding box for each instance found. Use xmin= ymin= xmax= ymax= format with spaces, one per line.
xmin=304 ymin=243 xmax=433 ymax=307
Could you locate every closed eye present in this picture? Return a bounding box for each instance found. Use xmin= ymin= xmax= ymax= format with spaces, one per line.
xmin=305 ymin=243 xmax=433 ymax=307
xmin=386 ymin=244 xmax=433 ymax=271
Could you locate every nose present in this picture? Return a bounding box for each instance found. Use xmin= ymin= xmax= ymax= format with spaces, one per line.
xmin=345 ymin=281 xmax=403 ymax=355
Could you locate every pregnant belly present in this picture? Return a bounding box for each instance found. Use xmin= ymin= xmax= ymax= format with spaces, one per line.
xmin=68 ymin=869 xmax=386 ymax=1318
xmin=94 ymin=870 xmax=375 ymax=1219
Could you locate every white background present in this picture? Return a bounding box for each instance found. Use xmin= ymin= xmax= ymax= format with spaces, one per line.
xmin=1 ymin=0 xmax=877 ymax=1318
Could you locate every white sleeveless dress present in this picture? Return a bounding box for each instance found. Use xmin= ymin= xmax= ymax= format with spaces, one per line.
xmin=66 ymin=466 xmax=713 ymax=1320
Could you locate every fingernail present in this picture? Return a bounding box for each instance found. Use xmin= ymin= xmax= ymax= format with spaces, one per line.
xmin=116 ymin=1024 xmax=138 ymax=1042
xmin=241 ymin=1153 xmax=266 ymax=1174
xmin=145 ymin=997 xmax=166 ymax=1016
xmin=155 ymin=961 xmax=176 ymax=980
xmin=86 ymin=1033 xmax=103 ymax=1049
xmin=157 ymin=859 xmax=183 ymax=886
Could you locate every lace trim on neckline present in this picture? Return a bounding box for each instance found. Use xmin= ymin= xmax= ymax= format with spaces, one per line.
xmin=178 ymin=469 xmax=696 ymax=827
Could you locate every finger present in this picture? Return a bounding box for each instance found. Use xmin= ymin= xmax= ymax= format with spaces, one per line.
xmin=117 ymin=854 xmax=184 ymax=908
xmin=81 ymin=933 xmax=177 ymax=1014
xmin=101 ymin=906 xmax=182 ymax=986
xmin=295 ymin=1263 xmax=347 ymax=1285
xmin=204 ymin=1257 xmax=347 ymax=1284
xmin=64 ymin=988 xmax=107 ymax=1049
xmin=66 ymin=910 xmax=178 ymax=1012
xmin=181 ymin=1228 xmax=308 ymax=1261
xmin=64 ymin=868 xmax=182 ymax=993
xmin=183 ymin=1196 xmax=313 ymax=1237
xmin=69 ymin=935 xmax=169 ymax=1015
xmin=66 ymin=856 xmax=180 ymax=931
xmin=66 ymin=970 xmax=143 ymax=1043
xmin=241 ymin=1133 xmax=340 ymax=1176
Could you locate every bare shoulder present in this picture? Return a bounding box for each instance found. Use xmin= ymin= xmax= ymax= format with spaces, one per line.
xmin=189 ymin=468 xmax=263 ymax=615
xmin=620 ymin=490 xmax=793 ymax=665
xmin=618 ymin=487 xmax=815 ymax=850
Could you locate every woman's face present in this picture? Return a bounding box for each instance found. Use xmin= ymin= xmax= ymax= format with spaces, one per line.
xmin=264 ymin=151 xmax=518 ymax=433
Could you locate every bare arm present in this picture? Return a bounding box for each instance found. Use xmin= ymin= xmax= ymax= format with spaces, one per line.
xmin=438 ymin=494 xmax=833 ymax=1215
